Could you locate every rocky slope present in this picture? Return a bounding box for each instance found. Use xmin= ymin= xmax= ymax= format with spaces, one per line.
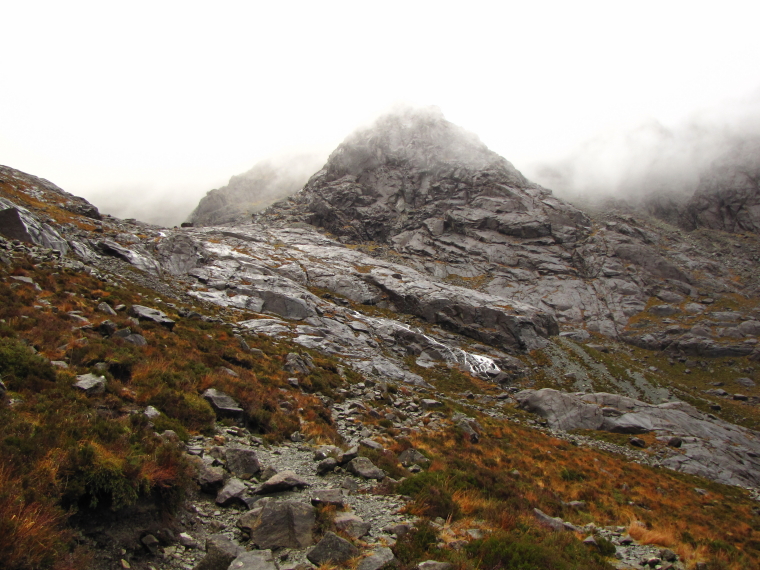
xmin=3 ymin=109 xmax=760 ymax=569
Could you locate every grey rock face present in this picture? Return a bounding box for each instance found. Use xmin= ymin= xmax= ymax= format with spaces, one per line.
xmin=307 ymin=531 xmax=359 ymax=565
xmin=533 ymin=508 xmax=579 ymax=532
xmin=0 ymin=200 xmax=69 ymax=255
xmin=72 ymin=373 xmax=106 ymax=396
xmin=516 ymin=388 xmax=760 ymax=487
xmin=248 ymin=500 xmax=316 ymax=549
xmin=683 ymin=138 xmax=760 ymax=233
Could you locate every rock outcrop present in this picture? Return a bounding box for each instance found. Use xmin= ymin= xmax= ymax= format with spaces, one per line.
xmin=682 ymin=138 xmax=760 ymax=233
xmin=516 ymin=388 xmax=760 ymax=487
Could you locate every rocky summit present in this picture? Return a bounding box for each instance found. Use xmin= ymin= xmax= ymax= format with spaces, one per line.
xmin=2 ymin=109 xmax=760 ymax=570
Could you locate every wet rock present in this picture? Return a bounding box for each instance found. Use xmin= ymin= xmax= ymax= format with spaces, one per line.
xmin=72 ymin=373 xmax=106 ymax=396
xmin=307 ymin=531 xmax=359 ymax=565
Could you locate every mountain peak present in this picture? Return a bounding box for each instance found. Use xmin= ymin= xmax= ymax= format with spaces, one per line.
xmin=271 ymin=107 xmax=584 ymax=244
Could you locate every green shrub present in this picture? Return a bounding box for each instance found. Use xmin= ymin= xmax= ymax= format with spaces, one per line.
xmin=397 ymin=472 xmax=459 ymax=519
xmin=0 ymin=337 xmax=57 ymax=392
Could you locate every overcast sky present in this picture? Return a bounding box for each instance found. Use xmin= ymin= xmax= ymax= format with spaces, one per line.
xmin=3 ymin=1 xmax=760 ymax=225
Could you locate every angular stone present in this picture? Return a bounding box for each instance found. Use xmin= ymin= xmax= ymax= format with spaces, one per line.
xmin=398 ymin=449 xmax=429 ymax=467
xmin=226 ymin=447 xmax=261 ymax=479
xmin=253 ymin=470 xmax=310 ymax=494
xmin=203 ymin=388 xmax=244 ymax=420
xmin=72 ymin=373 xmax=106 ymax=396
xmin=334 ymin=512 xmax=371 ymax=538
xmin=311 ymin=489 xmax=345 ymax=507
xmin=197 ymin=464 xmax=225 ymax=492
xmin=123 ymin=334 xmax=148 ymax=346
xmin=357 ymin=547 xmax=396 ymax=570
xmin=216 ymin=478 xmax=247 ymax=506
xmin=347 ymin=457 xmax=385 ymax=480
xmin=532 ymin=508 xmax=579 ymax=532
xmin=227 ymin=550 xmax=278 ymax=570
xmin=97 ymin=319 xmax=117 ymax=336
xmin=97 ymin=302 xmax=118 ymax=316
xmin=316 ymin=457 xmax=338 ymax=475
xmin=360 ymin=438 xmax=384 ymax=451
xmin=307 ymin=531 xmax=358 ymax=565
xmin=248 ymin=500 xmax=316 ymax=549
xmin=128 ymin=304 xmax=175 ymax=331
xmin=421 ymin=399 xmax=442 ymax=410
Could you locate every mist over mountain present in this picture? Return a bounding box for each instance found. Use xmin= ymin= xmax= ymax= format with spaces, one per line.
xmin=531 ymin=95 xmax=760 ymax=221
xmin=187 ymin=151 xmax=327 ymax=226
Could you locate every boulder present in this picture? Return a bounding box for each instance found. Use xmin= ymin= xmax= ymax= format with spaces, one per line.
xmin=203 ymin=388 xmax=244 ymax=420
xmin=533 ymin=508 xmax=579 ymax=532
xmin=123 ymin=334 xmax=148 ymax=346
xmin=346 ymin=457 xmax=386 ymax=480
xmin=72 ymin=373 xmax=106 ymax=396
xmin=97 ymin=302 xmax=118 ymax=316
xmin=316 ymin=457 xmax=338 ymax=475
xmin=253 ymin=470 xmax=310 ymax=494
xmin=311 ymin=489 xmax=346 ymax=507
xmin=248 ymin=500 xmax=316 ymax=549
xmin=197 ymin=463 xmax=225 ymax=492
xmin=357 ymin=547 xmax=396 ymax=570
xmin=193 ymin=534 xmax=244 ymax=570
xmin=307 ymin=531 xmax=358 ymax=565
xmin=216 ymin=478 xmax=247 ymax=506
xmin=398 ymin=449 xmax=429 ymax=468
xmin=128 ymin=305 xmax=176 ymax=330
xmin=334 ymin=512 xmax=371 ymax=538
xmin=226 ymin=447 xmax=261 ymax=479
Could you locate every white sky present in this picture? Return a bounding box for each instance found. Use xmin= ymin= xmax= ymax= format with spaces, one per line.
xmin=3 ymin=1 xmax=760 ymax=224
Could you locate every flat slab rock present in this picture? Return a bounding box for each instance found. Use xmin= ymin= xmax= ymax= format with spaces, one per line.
xmin=128 ymin=304 xmax=176 ymax=330
xmin=346 ymin=457 xmax=386 ymax=480
xmin=248 ymin=500 xmax=315 ymax=550
xmin=72 ymin=373 xmax=106 ymax=395
xmin=202 ymin=388 xmax=244 ymax=419
xmin=253 ymin=470 xmax=310 ymax=494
